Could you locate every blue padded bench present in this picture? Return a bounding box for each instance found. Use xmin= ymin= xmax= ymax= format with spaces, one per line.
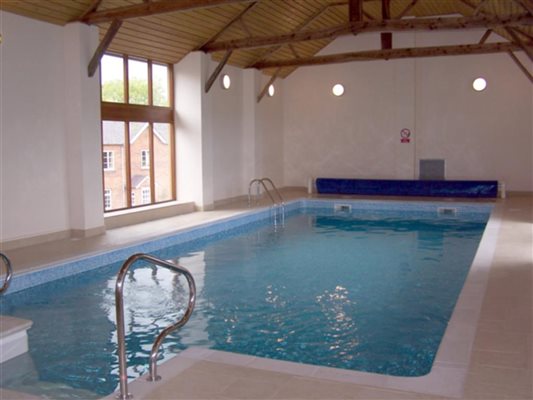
xmin=315 ymin=178 xmax=498 ymax=198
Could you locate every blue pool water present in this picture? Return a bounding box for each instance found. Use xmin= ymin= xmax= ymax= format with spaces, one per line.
xmin=1 ymin=203 xmax=490 ymax=398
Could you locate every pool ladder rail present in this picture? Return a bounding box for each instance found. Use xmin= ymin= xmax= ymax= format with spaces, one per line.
xmin=0 ymin=252 xmax=13 ymax=294
xmin=248 ymin=178 xmax=285 ymax=224
xmin=115 ymin=253 xmax=196 ymax=400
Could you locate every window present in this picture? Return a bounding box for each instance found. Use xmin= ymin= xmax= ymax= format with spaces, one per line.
xmin=104 ymin=189 xmax=112 ymax=210
xmin=100 ymin=54 xmax=175 ymax=212
xmin=141 ymin=150 xmax=150 ymax=169
xmin=103 ymin=151 xmax=114 ymax=171
xmin=142 ymin=188 xmax=151 ymax=204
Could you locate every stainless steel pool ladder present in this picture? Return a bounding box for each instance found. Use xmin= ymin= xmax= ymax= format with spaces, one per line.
xmin=115 ymin=253 xmax=196 ymax=400
xmin=248 ymin=178 xmax=285 ymax=225
xmin=0 ymin=252 xmax=13 ymax=294
xmin=248 ymin=178 xmax=284 ymax=207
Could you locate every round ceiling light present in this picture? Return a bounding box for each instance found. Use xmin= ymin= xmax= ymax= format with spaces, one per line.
xmin=332 ymin=83 xmax=345 ymax=97
xmin=472 ymin=77 xmax=487 ymax=92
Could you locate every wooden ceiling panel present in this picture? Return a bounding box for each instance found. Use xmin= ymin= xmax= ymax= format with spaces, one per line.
xmin=1 ymin=0 xmax=531 ymax=78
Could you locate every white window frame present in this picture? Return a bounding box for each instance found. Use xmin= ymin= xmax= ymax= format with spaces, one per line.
xmin=141 ymin=149 xmax=150 ymax=169
xmin=103 ymin=151 xmax=115 ymax=171
xmin=104 ymin=189 xmax=112 ymax=210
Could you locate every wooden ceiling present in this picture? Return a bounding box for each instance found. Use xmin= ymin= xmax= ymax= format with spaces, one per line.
xmin=1 ymin=0 xmax=532 ymax=82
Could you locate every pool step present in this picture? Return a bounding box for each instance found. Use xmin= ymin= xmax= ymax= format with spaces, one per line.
xmin=0 ymin=316 xmax=33 ymax=363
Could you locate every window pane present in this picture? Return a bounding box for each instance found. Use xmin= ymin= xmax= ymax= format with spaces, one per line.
xmin=101 ymin=55 xmax=124 ymax=103
xmin=128 ymin=59 xmax=149 ymax=105
xmin=152 ymin=64 xmax=170 ymax=107
xmin=130 ymin=122 xmax=151 ymax=206
xmin=102 ymin=121 xmax=127 ymax=210
xmin=153 ymin=123 xmax=173 ymax=202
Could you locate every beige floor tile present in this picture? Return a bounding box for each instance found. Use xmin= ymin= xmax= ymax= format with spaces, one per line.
xmin=271 ymin=377 xmax=364 ymax=399
xmin=470 ymin=349 xmax=532 ymax=370
xmin=473 ymin=330 xmax=529 ymax=354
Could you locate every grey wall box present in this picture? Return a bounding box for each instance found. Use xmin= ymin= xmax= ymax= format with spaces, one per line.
xmin=419 ymin=159 xmax=445 ymax=180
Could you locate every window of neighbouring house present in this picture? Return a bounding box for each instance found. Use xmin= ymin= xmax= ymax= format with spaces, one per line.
xmin=104 ymin=189 xmax=112 ymax=210
xmin=141 ymin=149 xmax=150 ymax=169
xmin=100 ymin=53 xmax=175 ymax=212
xmin=142 ymin=187 xmax=151 ymax=204
xmin=103 ymin=150 xmax=115 ymax=171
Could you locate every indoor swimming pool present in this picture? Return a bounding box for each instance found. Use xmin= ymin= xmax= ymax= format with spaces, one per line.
xmin=0 ymin=200 xmax=493 ymax=399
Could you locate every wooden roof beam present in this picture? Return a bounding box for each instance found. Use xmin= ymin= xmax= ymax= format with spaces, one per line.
xmin=349 ymin=0 xmax=363 ymax=22
xmin=247 ymin=1 xmax=345 ymax=67
xmin=75 ymin=0 xmax=103 ymax=22
xmin=197 ymin=2 xmax=258 ymax=51
xmin=507 ymin=50 xmax=533 ymax=83
xmin=203 ymin=14 xmax=533 ymax=53
xmin=397 ymin=0 xmax=418 ymax=19
xmin=381 ymin=0 xmax=392 ymax=49
xmin=513 ymin=0 xmax=533 ymax=15
xmin=80 ymin=0 xmax=252 ymax=24
xmin=88 ymin=19 xmax=122 ymax=77
xmin=505 ymin=27 xmax=533 ymax=62
xmin=257 ymin=69 xmax=281 ymax=103
xmin=205 ymin=50 xmax=233 ymax=93
xmin=250 ymin=42 xmax=522 ymax=69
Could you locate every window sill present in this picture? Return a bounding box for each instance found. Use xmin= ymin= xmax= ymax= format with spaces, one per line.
xmin=104 ymin=201 xmax=196 ymax=229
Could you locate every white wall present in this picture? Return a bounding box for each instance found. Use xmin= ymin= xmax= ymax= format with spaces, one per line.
xmin=0 ymin=11 xmax=103 ymax=244
xmin=283 ymin=30 xmax=533 ymax=191
xmin=175 ymin=54 xmax=285 ymax=208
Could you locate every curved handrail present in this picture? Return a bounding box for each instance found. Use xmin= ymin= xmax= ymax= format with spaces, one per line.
xmin=248 ymin=178 xmax=277 ymax=206
xmin=260 ymin=177 xmax=284 ymax=206
xmin=115 ymin=253 xmax=196 ymax=400
xmin=0 ymin=252 xmax=13 ymax=295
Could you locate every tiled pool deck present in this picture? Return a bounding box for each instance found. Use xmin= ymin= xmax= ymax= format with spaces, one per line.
xmin=1 ymin=190 xmax=532 ymax=400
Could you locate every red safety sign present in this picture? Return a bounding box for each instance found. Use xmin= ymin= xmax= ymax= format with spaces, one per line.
xmin=400 ymin=128 xmax=411 ymax=143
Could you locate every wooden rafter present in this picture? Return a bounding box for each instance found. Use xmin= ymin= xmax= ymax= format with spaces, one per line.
xmin=473 ymin=0 xmax=489 ymax=16
xmin=349 ymin=0 xmax=363 ymax=22
xmin=505 ymin=27 xmax=533 ymax=62
xmin=87 ymin=19 xmax=123 ymax=77
xmin=203 ymin=14 xmax=533 ymax=53
xmin=479 ymin=29 xmax=492 ymax=44
xmin=251 ymin=42 xmax=521 ymax=69
xmin=75 ymin=0 xmax=103 ymax=22
xmin=288 ymin=44 xmax=300 ymax=59
xmin=198 ymin=2 xmax=258 ymax=51
xmin=247 ymin=1 xmax=345 ymax=67
xmin=397 ymin=0 xmax=418 ymax=19
xmin=205 ymin=50 xmax=233 ymax=93
xmin=460 ymin=0 xmax=533 ymax=44
xmin=80 ymin=0 xmax=251 ymax=24
xmin=381 ymin=0 xmax=392 ymax=49
xmin=257 ymin=68 xmax=281 ymax=103
xmin=507 ymin=50 xmax=533 ymax=83
xmin=513 ymin=0 xmax=533 ymax=15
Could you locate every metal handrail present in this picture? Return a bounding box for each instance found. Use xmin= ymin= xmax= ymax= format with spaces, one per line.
xmin=115 ymin=253 xmax=196 ymax=400
xmin=248 ymin=178 xmax=277 ymax=207
xmin=260 ymin=178 xmax=284 ymax=206
xmin=0 ymin=252 xmax=13 ymax=295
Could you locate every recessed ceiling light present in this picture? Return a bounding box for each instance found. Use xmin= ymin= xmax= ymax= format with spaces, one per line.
xmin=268 ymin=84 xmax=275 ymax=97
xmin=472 ymin=77 xmax=487 ymax=92
xmin=332 ymin=83 xmax=345 ymax=96
xmin=221 ymin=74 xmax=231 ymax=90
